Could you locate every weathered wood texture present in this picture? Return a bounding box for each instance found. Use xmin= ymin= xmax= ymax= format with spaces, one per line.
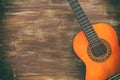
xmin=0 ymin=0 xmax=120 ymax=80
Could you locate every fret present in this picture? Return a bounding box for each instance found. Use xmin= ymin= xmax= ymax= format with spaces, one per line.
xmin=77 ymin=14 xmax=87 ymax=18
xmin=75 ymin=10 xmax=83 ymax=16
xmin=71 ymin=2 xmax=78 ymax=8
xmin=73 ymin=7 xmax=82 ymax=12
xmin=89 ymin=37 xmax=99 ymax=44
xmin=86 ymin=33 xmax=96 ymax=38
xmin=83 ymin=27 xmax=92 ymax=32
xmin=89 ymin=37 xmax=98 ymax=43
xmin=77 ymin=16 xmax=88 ymax=21
xmin=89 ymin=36 xmax=98 ymax=40
xmin=80 ymin=18 xmax=89 ymax=24
xmin=85 ymin=28 xmax=94 ymax=34
xmin=85 ymin=30 xmax=94 ymax=35
xmin=87 ymin=34 xmax=97 ymax=40
xmin=71 ymin=3 xmax=80 ymax=9
xmin=86 ymin=31 xmax=96 ymax=36
xmin=84 ymin=27 xmax=94 ymax=33
xmin=82 ymin=23 xmax=91 ymax=29
xmin=87 ymin=35 xmax=98 ymax=40
xmin=69 ymin=0 xmax=79 ymax=7
xmin=88 ymin=34 xmax=98 ymax=40
xmin=78 ymin=18 xmax=88 ymax=24
xmin=68 ymin=0 xmax=77 ymax=4
xmin=82 ymin=24 xmax=91 ymax=30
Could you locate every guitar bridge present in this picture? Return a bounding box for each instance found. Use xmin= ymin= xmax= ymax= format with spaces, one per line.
xmin=107 ymin=73 xmax=120 ymax=80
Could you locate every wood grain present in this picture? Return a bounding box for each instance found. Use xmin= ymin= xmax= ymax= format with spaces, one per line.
xmin=0 ymin=0 xmax=120 ymax=80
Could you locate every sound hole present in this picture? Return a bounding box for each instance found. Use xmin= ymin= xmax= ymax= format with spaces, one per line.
xmin=91 ymin=42 xmax=107 ymax=57
xmin=87 ymin=39 xmax=112 ymax=63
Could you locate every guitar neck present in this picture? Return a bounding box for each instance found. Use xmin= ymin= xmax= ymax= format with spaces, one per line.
xmin=67 ymin=0 xmax=100 ymax=45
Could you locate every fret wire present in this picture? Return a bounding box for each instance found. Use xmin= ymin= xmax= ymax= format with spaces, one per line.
xmin=90 ymin=39 xmax=99 ymax=44
xmin=89 ymin=38 xmax=98 ymax=43
xmin=71 ymin=3 xmax=80 ymax=8
xmin=88 ymin=34 xmax=97 ymax=39
xmin=82 ymin=23 xmax=91 ymax=29
xmin=77 ymin=16 xmax=88 ymax=22
xmin=68 ymin=0 xmax=82 ymax=16
xmin=77 ymin=15 xmax=85 ymax=21
xmin=77 ymin=14 xmax=88 ymax=21
xmin=80 ymin=16 xmax=89 ymax=22
xmin=85 ymin=29 xmax=94 ymax=35
xmin=74 ymin=10 xmax=83 ymax=16
xmin=80 ymin=20 xmax=89 ymax=26
xmin=71 ymin=2 xmax=79 ymax=8
xmin=87 ymin=35 xmax=98 ymax=40
xmin=88 ymin=35 xmax=99 ymax=43
xmin=68 ymin=0 xmax=77 ymax=4
xmin=82 ymin=25 xmax=92 ymax=30
xmin=85 ymin=30 xmax=95 ymax=36
xmin=73 ymin=7 xmax=82 ymax=12
xmin=83 ymin=27 xmax=93 ymax=33
xmin=89 ymin=37 xmax=99 ymax=44
xmin=69 ymin=0 xmax=79 ymax=8
xmin=90 ymin=38 xmax=97 ymax=43
xmin=85 ymin=29 xmax=96 ymax=35
xmin=77 ymin=14 xmax=87 ymax=18
xmin=89 ymin=38 xmax=98 ymax=44
xmin=86 ymin=33 xmax=96 ymax=37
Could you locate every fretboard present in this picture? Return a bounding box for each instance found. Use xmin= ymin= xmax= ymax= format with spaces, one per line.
xmin=67 ymin=0 xmax=100 ymax=45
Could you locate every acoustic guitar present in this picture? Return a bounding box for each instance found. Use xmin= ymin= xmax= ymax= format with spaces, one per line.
xmin=67 ymin=0 xmax=120 ymax=80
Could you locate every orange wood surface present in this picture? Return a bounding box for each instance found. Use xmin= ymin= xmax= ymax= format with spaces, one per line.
xmin=73 ymin=23 xmax=120 ymax=80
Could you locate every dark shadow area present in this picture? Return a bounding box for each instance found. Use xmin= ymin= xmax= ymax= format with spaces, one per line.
xmin=107 ymin=0 xmax=120 ymax=20
xmin=0 ymin=0 xmax=15 ymax=80
xmin=107 ymin=0 xmax=120 ymax=45
xmin=71 ymin=49 xmax=86 ymax=80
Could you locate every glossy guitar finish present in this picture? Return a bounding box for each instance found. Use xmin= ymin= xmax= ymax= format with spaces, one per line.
xmin=73 ymin=23 xmax=120 ymax=80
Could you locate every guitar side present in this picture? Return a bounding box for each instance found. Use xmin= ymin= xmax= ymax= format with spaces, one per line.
xmin=73 ymin=23 xmax=120 ymax=80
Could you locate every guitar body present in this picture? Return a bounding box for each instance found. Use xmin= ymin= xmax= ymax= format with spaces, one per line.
xmin=73 ymin=23 xmax=120 ymax=80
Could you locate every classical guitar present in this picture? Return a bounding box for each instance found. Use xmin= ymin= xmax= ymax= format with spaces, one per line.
xmin=67 ymin=0 xmax=120 ymax=80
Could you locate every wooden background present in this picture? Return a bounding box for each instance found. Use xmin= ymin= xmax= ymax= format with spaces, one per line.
xmin=0 ymin=0 xmax=120 ymax=80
